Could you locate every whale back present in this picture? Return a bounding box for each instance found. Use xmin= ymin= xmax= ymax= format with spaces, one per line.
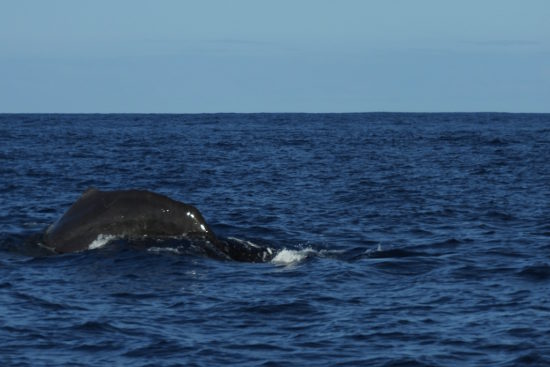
xmin=43 ymin=188 xmax=218 ymax=253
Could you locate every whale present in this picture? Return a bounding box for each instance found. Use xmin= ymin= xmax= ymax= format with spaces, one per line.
xmin=42 ymin=188 xmax=273 ymax=262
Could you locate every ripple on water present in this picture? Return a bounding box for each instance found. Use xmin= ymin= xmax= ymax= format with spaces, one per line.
xmin=1 ymin=113 xmax=550 ymax=366
xmin=517 ymin=263 xmax=550 ymax=281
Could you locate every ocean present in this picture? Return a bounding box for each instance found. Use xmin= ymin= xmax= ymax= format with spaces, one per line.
xmin=1 ymin=113 xmax=549 ymax=366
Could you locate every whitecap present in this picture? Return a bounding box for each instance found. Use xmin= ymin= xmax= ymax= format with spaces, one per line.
xmin=365 ymin=243 xmax=383 ymax=255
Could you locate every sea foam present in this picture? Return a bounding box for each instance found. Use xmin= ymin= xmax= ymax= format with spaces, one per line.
xmin=88 ymin=234 xmax=116 ymax=250
xmin=271 ymin=247 xmax=316 ymax=265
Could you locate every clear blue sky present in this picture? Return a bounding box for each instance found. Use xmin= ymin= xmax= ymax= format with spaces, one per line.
xmin=1 ymin=0 xmax=548 ymax=113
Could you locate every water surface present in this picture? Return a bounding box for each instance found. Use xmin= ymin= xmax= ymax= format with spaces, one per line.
xmin=1 ymin=113 xmax=549 ymax=366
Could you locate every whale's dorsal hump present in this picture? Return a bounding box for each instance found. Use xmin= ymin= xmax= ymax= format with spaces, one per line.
xmin=82 ymin=187 xmax=100 ymax=198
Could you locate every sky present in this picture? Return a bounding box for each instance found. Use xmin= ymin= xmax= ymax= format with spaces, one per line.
xmin=0 ymin=0 xmax=549 ymax=113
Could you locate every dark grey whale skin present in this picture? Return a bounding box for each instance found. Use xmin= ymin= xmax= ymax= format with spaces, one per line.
xmin=42 ymin=188 xmax=274 ymax=262
xmin=43 ymin=188 xmax=220 ymax=254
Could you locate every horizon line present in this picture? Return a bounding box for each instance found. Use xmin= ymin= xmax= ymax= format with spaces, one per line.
xmin=1 ymin=111 xmax=549 ymax=115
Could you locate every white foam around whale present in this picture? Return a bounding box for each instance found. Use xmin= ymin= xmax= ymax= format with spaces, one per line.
xmin=147 ymin=246 xmax=182 ymax=254
xmin=271 ymin=247 xmax=316 ymax=265
xmin=88 ymin=234 xmax=116 ymax=250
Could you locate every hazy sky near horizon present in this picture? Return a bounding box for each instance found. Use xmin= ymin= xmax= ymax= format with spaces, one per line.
xmin=1 ymin=0 xmax=549 ymax=113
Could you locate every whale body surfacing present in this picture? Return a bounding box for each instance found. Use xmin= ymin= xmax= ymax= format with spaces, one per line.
xmin=43 ymin=188 xmax=269 ymax=261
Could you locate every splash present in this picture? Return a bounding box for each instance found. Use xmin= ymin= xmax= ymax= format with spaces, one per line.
xmin=88 ymin=234 xmax=117 ymax=250
xmin=271 ymin=247 xmax=316 ymax=265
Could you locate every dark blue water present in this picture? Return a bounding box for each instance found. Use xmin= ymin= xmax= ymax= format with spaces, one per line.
xmin=1 ymin=113 xmax=549 ymax=366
